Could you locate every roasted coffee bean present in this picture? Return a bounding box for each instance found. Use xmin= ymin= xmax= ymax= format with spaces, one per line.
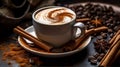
xmin=102 ymin=15 xmax=107 ymax=20
xmin=100 ymin=53 xmax=105 ymax=57
xmin=102 ymin=6 xmax=108 ymax=12
xmin=112 ymin=20 xmax=117 ymax=26
xmin=93 ymin=41 xmax=99 ymax=46
xmin=101 ymin=33 xmax=107 ymax=39
xmin=89 ymin=25 xmax=95 ymax=29
xmin=76 ymin=11 xmax=82 ymax=15
xmin=94 ymin=53 xmax=100 ymax=58
xmin=84 ymin=3 xmax=93 ymax=9
xmin=110 ymin=33 xmax=114 ymax=38
xmin=109 ymin=24 xmax=114 ymax=27
xmin=80 ymin=14 xmax=87 ymax=18
xmin=108 ymin=29 xmax=113 ymax=33
xmin=88 ymin=56 xmax=96 ymax=62
xmin=76 ymin=5 xmax=83 ymax=11
xmin=90 ymin=59 xmax=97 ymax=65
xmin=106 ymin=23 xmax=111 ymax=27
xmin=83 ymin=11 xmax=89 ymax=17
xmin=97 ymin=36 xmax=103 ymax=40
xmin=86 ymin=21 xmax=91 ymax=25
xmin=116 ymin=21 xmax=120 ymax=25
xmin=97 ymin=56 xmax=103 ymax=62
xmin=108 ymin=6 xmax=114 ymax=12
xmin=100 ymin=45 xmax=106 ymax=53
xmin=29 ymin=57 xmax=42 ymax=65
xmin=107 ymin=12 xmax=114 ymax=16
xmin=114 ymin=26 xmax=120 ymax=32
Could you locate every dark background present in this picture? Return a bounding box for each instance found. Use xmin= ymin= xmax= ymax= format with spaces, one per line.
xmin=55 ymin=0 xmax=120 ymax=6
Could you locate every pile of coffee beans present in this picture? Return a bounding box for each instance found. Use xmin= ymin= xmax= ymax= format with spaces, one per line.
xmin=94 ymin=39 xmax=109 ymax=53
xmin=56 ymin=2 xmax=120 ymax=65
xmin=88 ymin=53 xmax=105 ymax=65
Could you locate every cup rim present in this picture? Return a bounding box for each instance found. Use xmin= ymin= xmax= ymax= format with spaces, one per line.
xmin=32 ymin=6 xmax=76 ymax=26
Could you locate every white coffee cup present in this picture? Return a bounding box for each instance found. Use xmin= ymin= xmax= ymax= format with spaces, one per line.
xmin=32 ymin=6 xmax=85 ymax=47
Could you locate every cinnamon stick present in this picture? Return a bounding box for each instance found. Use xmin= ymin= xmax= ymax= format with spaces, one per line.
xmin=109 ymin=30 xmax=120 ymax=45
xmin=110 ymin=34 xmax=120 ymax=49
xmin=74 ymin=29 xmax=94 ymax=49
xmin=109 ymin=50 xmax=120 ymax=65
xmin=74 ymin=26 xmax=108 ymax=49
xmin=14 ymin=26 xmax=53 ymax=52
xmin=76 ymin=18 xmax=90 ymax=22
xmin=99 ymin=39 xmax=120 ymax=67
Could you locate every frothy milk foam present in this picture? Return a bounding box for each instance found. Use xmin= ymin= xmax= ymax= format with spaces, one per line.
xmin=35 ymin=7 xmax=76 ymax=25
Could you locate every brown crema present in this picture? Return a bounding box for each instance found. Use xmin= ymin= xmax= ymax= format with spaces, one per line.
xmin=48 ymin=8 xmax=74 ymax=23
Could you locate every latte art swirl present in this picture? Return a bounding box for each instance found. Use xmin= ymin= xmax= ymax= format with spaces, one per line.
xmin=35 ymin=7 xmax=76 ymax=25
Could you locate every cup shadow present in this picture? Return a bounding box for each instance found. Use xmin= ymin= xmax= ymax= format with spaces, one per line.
xmin=40 ymin=47 xmax=89 ymax=66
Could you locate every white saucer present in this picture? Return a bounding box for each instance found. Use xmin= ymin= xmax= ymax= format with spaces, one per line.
xmin=18 ymin=26 xmax=91 ymax=57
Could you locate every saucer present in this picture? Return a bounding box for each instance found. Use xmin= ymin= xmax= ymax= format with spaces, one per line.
xmin=18 ymin=26 xmax=91 ymax=57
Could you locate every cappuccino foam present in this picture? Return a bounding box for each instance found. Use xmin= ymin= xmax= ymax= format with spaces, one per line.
xmin=35 ymin=7 xmax=76 ymax=25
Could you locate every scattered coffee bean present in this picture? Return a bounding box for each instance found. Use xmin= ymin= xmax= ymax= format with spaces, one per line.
xmin=114 ymin=26 xmax=120 ymax=32
xmin=108 ymin=29 xmax=113 ymax=33
xmin=97 ymin=56 xmax=103 ymax=62
xmin=89 ymin=25 xmax=95 ymax=29
xmin=109 ymin=33 xmax=114 ymax=38
xmin=94 ymin=53 xmax=100 ymax=58
xmin=29 ymin=57 xmax=43 ymax=65
xmin=116 ymin=21 xmax=120 ymax=25
xmin=101 ymin=33 xmax=107 ymax=39
xmin=90 ymin=59 xmax=97 ymax=65
xmin=97 ymin=36 xmax=103 ymax=40
xmin=93 ymin=41 xmax=99 ymax=46
xmin=88 ymin=56 xmax=96 ymax=62
xmin=100 ymin=53 xmax=105 ymax=57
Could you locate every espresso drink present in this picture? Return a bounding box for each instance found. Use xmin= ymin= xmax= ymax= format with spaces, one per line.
xmin=33 ymin=6 xmax=85 ymax=47
xmin=35 ymin=7 xmax=76 ymax=25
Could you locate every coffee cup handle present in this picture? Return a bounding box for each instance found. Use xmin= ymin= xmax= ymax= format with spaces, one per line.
xmin=72 ymin=22 xmax=85 ymax=39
